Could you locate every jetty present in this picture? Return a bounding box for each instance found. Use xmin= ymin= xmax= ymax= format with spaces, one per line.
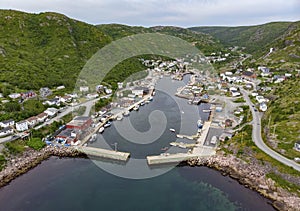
xmin=147 ymin=106 xmax=216 ymax=165
xmin=76 ymin=146 xmax=130 ymax=161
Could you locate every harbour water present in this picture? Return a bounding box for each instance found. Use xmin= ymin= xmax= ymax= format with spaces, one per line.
xmin=0 ymin=75 xmax=274 ymax=210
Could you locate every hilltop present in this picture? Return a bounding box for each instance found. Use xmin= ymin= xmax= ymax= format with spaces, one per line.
xmin=97 ymin=24 xmax=223 ymax=54
xmin=0 ymin=10 xmax=111 ymax=90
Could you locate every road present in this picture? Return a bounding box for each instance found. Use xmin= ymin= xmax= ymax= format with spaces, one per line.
xmin=240 ymin=88 xmax=300 ymax=171
xmin=35 ymin=94 xmax=111 ymax=130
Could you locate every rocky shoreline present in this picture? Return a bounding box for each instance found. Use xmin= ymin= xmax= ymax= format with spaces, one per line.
xmin=0 ymin=146 xmax=86 ymax=188
xmin=186 ymin=152 xmax=300 ymax=211
xmin=0 ymin=147 xmax=299 ymax=210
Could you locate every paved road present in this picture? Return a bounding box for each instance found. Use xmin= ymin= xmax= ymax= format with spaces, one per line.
xmin=240 ymin=88 xmax=300 ymax=171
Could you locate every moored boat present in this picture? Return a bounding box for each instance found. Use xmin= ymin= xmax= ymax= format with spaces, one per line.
xmin=197 ymin=119 xmax=203 ymax=129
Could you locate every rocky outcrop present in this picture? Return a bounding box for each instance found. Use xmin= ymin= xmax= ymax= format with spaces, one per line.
xmin=0 ymin=146 xmax=86 ymax=188
xmin=187 ymin=153 xmax=300 ymax=211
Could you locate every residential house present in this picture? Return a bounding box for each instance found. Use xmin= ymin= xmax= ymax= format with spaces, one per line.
xmin=44 ymin=97 xmax=60 ymax=106
xmin=37 ymin=112 xmax=48 ymax=123
xmin=40 ymin=87 xmax=52 ymax=98
xmin=295 ymin=141 xmax=300 ymax=151
xmin=0 ymin=119 xmax=15 ymax=128
xmin=259 ymin=103 xmax=268 ymax=112
xmin=44 ymin=108 xmax=58 ymax=117
xmin=16 ymin=121 xmax=28 ymax=132
xmin=80 ymin=86 xmax=89 ymax=92
xmin=256 ymin=95 xmax=266 ymax=103
xmin=60 ymin=95 xmax=72 ymax=103
xmin=21 ymin=91 xmax=36 ymax=99
xmin=8 ymin=93 xmax=21 ymax=99
xmin=0 ymin=126 xmax=14 ymax=137
xmin=86 ymin=93 xmax=99 ymax=99
xmin=117 ymin=82 xmax=124 ymax=89
xmin=26 ymin=116 xmax=38 ymax=128
xmin=56 ymin=85 xmax=65 ymax=90
xmin=242 ymin=71 xmax=257 ymax=80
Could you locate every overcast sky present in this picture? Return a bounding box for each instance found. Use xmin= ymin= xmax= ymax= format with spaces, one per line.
xmin=0 ymin=0 xmax=299 ymax=27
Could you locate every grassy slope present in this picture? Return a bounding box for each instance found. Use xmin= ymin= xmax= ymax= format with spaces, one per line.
xmin=189 ymin=22 xmax=293 ymax=55
xmin=0 ymin=10 xmax=112 ymax=90
xmin=262 ymin=78 xmax=300 ymax=159
xmin=97 ymin=24 xmax=224 ymax=54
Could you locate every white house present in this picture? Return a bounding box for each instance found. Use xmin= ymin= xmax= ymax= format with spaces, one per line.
xmin=117 ymin=82 xmax=124 ymax=89
xmin=37 ymin=112 xmax=48 ymax=123
xmin=56 ymin=85 xmax=65 ymax=90
xmin=256 ymin=96 xmax=266 ymax=103
xmin=16 ymin=121 xmax=28 ymax=132
xmin=8 ymin=93 xmax=21 ymax=99
xmin=0 ymin=127 xmax=14 ymax=137
xmin=259 ymin=103 xmax=268 ymax=112
xmin=80 ymin=86 xmax=89 ymax=92
xmin=86 ymin=93 xmax=99 ymax=99
xmin=44 ymin=108 xmax=58 ymax=117
xmin=0 ymin=119 xmax=15 ymax=128
xmin=294 ymin=141 xmax=300 ymax=151
xmin=26 ymin=116 xmax=38 ymax=128
xmin=105 ymin=88 xmax=112 ymax=94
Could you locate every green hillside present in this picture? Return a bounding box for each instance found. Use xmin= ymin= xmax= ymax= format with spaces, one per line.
xmin=189 ymin=22 xmax=294 ymax=56
xmin=262 ymin=78 xmax=300 ymax=159
xmin=98 ymin=24 xmax=223 ymax=54
xmin=255 ymin=21 xmax=300 ymax=69
xmin=0 ymin=10 xmax=111 ymax=90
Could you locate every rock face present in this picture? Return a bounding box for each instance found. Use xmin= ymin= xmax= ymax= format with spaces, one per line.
xmin=0 ymin=146 xmax=86 ymax=188
xmin=187 ymin=153 xmax=300 ymax=211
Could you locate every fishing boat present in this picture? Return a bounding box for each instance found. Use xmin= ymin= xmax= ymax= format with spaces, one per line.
xmin=169 ymin=128 xmax=176 ymax=132
xmin=133 ymin=105 xmax=139 ymax=111
xmin=197 ymin=119 xmax=203 ymax=129
xmin=89 ymin=134 xmax=97 ymax=142
xmin=98 ymin=127 xmax=104 ymax=133
xmin=116 ymin=114 xmax=123 ymax=121
xmin=104 ymin=121 xmax=112 ymax=128
xmin=123 ymin=110 xmax=130 ymax=117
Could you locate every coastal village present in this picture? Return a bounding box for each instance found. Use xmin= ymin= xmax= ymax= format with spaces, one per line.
xmin=1 ymin=55 xmax=299 ymax=156
xmin=0 ymin=55 xmax=300 ymax=210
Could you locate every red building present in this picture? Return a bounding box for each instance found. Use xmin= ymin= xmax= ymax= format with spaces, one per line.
xmin=66 ymin=116 xmax=92 ymax=131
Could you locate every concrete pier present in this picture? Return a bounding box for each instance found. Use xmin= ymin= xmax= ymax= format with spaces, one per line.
xmin=147 ymin=153 xmax=199 ymax=165
xmin=76 ymin=146 xmax=130 ymax=161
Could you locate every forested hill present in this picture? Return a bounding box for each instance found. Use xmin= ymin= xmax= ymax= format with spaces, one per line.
xmin=0 ymin=10 xmax=111 ymax=90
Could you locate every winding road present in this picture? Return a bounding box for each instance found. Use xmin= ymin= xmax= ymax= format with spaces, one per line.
xmin=240 ymin=88 xmax=300 ymax=171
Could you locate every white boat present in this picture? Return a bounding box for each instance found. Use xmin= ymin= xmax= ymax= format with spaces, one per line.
xmin=140 ymin=101 xmax=145 ymax=106
xmin=202 ymin=109 xmax=211 ymax=113
xmin=116 ymin=114 xmax=123 ymax=121
xmin=104 ymin=121 xmax=112 ymax=128
xmin=169 ymin=128 xmax=176 ymax=132
xmin=89 ymin=134 xmax=97 ymax=142
xmin=133 ymin=105 xmax=139 ymax=111
xmin=123 ymin=110 xmax=130 ymax=117
xmin=197 ymin=119 xmax=203 ymax=129
xmin=145 ymin=100 xmax=150 ymax=104
xmin=148 ymin=96 xmax=153 ymax=101
xmin=98 ymin=127 xmax=104 ymax=133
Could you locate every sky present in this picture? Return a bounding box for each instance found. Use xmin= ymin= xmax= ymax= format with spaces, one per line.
xmin=0 ymin=0 xmax=299 ymax=27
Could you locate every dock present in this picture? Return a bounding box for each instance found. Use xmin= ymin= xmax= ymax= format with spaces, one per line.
xmin=147 ymin=106 xmax=216 ymax=165
xmin=76 ymin=146 xmax=130 ymax=161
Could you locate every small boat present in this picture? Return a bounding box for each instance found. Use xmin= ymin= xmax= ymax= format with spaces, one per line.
xmin=140 ymin=101 xmax=145 ymax=106
xmin=89 ymin=134 xmax=97 ymax=142
xmin=148 ymin=96 xmax=153 ymax=101
xmin=104 ymin=121 xmax=112 ymax=128
xmin=197 ymin=119 xmax=203 ymax=129
xmin=145 ymin=100 xmax=150 ymax=104
xmin=202 ymin=109 xmax=211 ymax=113
xmin=169 ymin=128 xmax=176 ymax=132
xmin=123 ymin=110 xmax=130 ymax=117
xmin=98 ymin=127 xmax=104 ymax=133
xmin=116 ymin=115 xmax=123 ymax=121
xmin=133 ymin=105 xmax=139 ymax=111
xmin=161 ymin=147 xmax=169 ymax=151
